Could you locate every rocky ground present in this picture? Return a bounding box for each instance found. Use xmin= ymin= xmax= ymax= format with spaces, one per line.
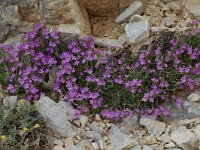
xmin=2 ymin=91 xmax=200 ymax=150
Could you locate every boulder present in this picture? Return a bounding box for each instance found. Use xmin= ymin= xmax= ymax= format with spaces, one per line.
xmin=185 ymin=0 xmax=200 ymax=19
xmin=108 ymin=124 xmax=141 ymax=150
xmin=35 ymin=96 xmax=76 ymax=137
xmin=170 ymin=127 xmax=198 ymax=150
xmin=140 ymin=118 xmax=166 ymax=136
xmin=125 ymin=15 xmax=150 ymax=43
xmin=116 ymin=1 xmax=143 ymax=23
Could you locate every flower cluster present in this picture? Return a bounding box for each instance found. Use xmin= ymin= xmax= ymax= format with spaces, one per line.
xmin=0 ymin=23 xmax=59 ymax=100
xmin=0 ymin=23 xmax=199 ymax=120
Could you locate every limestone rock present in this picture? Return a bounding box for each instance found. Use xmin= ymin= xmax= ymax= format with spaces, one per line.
xmin=35 ymin=96 xmax=76 ymax=137
xmin=187 ymin=93 xmax=200 ymax=102
xmin=170 ymin=127 xmax=198 ymax=150
xmin=116 ymin=1 xmax=143 ymax=23
xmin=108 ymin=124 xmax=141 ymax=150
xmin=41 ymin=0 xmax=91 ymax=35
xmin=94 ymin=37 xmax=124 ymax=48
xmin=185 ymin=0 xmax=200 ymax=19
xmin=140 ymin=118 xmax=166 ymax=136
xmin=125 ymin=15 xmax=150 ymax=43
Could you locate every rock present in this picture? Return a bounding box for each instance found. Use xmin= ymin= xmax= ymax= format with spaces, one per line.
xmin=141 ymin=135 xmax=158 ymax=145
xmin=125 ymin=15 xmax=150 ymax=43
xmin=3 ymin=96 xmax=17 ymax=107
xmin=165 ymin=142 xmax=176 ymax=149
xmin=82 ymin=131 xmax=102 ymax=141
xmin=80 ymin=115 xmax=89 ymax=127
xmin=95 ymin=114 xmax=102 ymax=122
xmin=151 ymin=26 xmax=168 ymax=32
xmin=98 ymin=139 xmax=106 ymax=149
xmin=161 ymin=16 xmax=175 ymax=27
xmin=53 ymin=146 xmax=65 ymax=150
xmin=187 ymin=93 xmax=200 ymax=102
xmin=159 ymin=134 xmax=171 ymax=143
xmin=194 ymin=124 xmax=200 ymax=138
xmin=88 ymin=122 xmax=103 ymax=134
xmin=0 ymin=5 xmax=21 ymax=26
xmin=92 ymin=142 xmax=99 ymax=150
xmin=54 ymin=139 xmax=64 ymax=146
xmin=35 ymin=96 xmax=76 ymax=137
xmin=170 ymin=127 xmax=198 ymax=150
xmin=119 ymin=0 xmax=135 ymax=13
xmin=109 ymin=125 xmax=141 ymax=150
xmin=183 ymin=101 xmax=200 ymax=118
xmin=77 ymin=140 xmax=93 ymax=150
xmin=185 ymin=0 xmax=200 ymax=19
xmin=122 ymin=115 xmax=139 ymax=126
xmin=167 ymin=1 xmax=181 ymax=11
xmin=78 ymin=0 xmax=120 ymax=16
xmin=41 ymin=0 xmax=91 ymax=35
xmin=115 ymin=1 xmax=143 ymax=23
xmin=177 ymin=118 xmax=200 ymax=127
xmin=94 ymin=37 xmax=124 ymax=48
xmin=140 ymin=118 xmax=166 ymax=136
xmin=143 ymin=145 xmax=154 ymax=150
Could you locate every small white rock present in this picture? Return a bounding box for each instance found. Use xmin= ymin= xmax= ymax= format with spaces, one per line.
xmin=165 ymin=142 xmax=176 ymax=149
xmin=95 ymin=114 xmax=102 ymax=122
xmin=187 ymin=93 xmax=200 ymax=102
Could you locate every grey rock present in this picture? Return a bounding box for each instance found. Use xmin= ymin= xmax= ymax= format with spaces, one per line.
xmin=161 ymin=16 xmax=175 ymax=27
xmin=3 ymin=96 xmax=17 ymax=107
xmin=183 ymin=101 xmax=200 ymax=118
xmin=140 ymin=118 xmax=166 ymax=136
xmin=109 ymin=124 xmax=141 ymax=150
xmin=187 ymin=93 xmax=200 ymax=102
xmin=88 ymin=122 xmax=103 ymax=134
xmin=116 ymin=1 xmax=142 ymax=23
xmin=121 ymin=115 xmax=139 ymax=127
xmin=35 ymin=96 xmax=76 ymax=137
xmin=82 ymin=131 xmax=102 ymax=141
xmin=94 ymin=37 xmax=124 ymax=48
xmin=170 ymin=127 xmax=198 ymax=150
xmin=143 ymin=145 xmax=154 ymax=150
xmin=125 ymin=15 xmax=150 ymax=43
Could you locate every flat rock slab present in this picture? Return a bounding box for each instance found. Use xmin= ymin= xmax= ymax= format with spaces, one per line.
xmin=35 ymin=96 xmax=76 ymax=137
xmin=125 ymin=15 xmax=150 ymax=43
xmin=116 ymin=0 xmax=143 ymax=23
